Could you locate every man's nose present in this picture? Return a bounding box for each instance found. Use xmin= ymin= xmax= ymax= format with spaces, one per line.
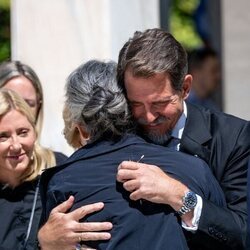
xmin=144 ymin=108 xmax=158 ymax=123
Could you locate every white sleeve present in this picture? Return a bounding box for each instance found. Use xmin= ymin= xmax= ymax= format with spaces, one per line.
xmin=181 ymin=194 xmax=203 ymax=232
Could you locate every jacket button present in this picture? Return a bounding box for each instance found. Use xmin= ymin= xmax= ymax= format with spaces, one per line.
xmin=216 ymin=232 xmax=223 ymax=239
xmin=18 ymin=215 xmax=26 ymax=223
xmin=208 ymin=227 xmax=215 ymax=235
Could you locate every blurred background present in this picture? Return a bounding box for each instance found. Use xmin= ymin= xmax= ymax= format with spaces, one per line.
xmin=0 ymin=0 xmax=249 ymax=155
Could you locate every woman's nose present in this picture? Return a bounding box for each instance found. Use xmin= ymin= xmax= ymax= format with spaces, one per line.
xmin=9 ymin=138 xmax=22 ymax=151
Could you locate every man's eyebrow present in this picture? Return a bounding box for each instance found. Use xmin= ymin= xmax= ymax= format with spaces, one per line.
xmin=152 ymin=96 xmax=174 ymax=102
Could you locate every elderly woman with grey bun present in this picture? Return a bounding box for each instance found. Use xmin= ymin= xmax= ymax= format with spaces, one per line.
xmin=0 ymin=61 xmax=106 ymax=249
xmin=39 ymin=60 xmax=225 ymax=250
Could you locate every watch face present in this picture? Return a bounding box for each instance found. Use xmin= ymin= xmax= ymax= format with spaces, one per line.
xmin=185 ymin=191 xmax=197 ymax=209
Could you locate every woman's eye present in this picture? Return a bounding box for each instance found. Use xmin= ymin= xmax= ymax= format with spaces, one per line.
xmin=0 ymin=134 xmax=8 ymax=142
xmin=25 ymin=99 xmax=37 ymax=108
xmin=19 ymin=130 xmax=29 ymax=137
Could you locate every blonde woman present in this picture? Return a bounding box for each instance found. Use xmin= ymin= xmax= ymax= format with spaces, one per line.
xmin=0 ymin=89 xmax=66 ymax=249
xmin=0 ymin=61 xmax=110 ymax=250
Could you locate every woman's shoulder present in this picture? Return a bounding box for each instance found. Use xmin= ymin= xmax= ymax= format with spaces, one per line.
xmin=53 ymin=151 xmax=68 ymax=165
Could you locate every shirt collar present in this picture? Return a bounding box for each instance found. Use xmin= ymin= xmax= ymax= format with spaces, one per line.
xmin=171 ymin=101 xmax=187 ymax=140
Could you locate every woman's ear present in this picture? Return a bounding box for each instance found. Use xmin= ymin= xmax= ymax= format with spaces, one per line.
xmin=74 ymin=124 xmax=90 ymax=147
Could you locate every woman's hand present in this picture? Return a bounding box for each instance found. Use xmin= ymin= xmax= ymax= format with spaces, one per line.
xmin=38 ymin=196 xmax=113 ymax=250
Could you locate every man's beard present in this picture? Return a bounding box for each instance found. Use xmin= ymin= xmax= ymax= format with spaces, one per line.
xmin=144 ymin=131 xmax=171 ymax=145
xmin=137 ymin=116 xmax=171 ymax=145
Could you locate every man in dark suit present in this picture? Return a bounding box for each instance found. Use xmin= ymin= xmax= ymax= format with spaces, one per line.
xmin=39 ymin=60 xmax=225 ymax=250
xmin=247 ymin=159 xmax=250 ymax=249
xmin=115 ymin=28 xmax=250 ymax=250
xmin=38 ymin=29 xmax=250 ymax=250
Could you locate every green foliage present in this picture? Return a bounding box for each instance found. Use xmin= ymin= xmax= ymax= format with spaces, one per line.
xmin=0 ymin=0 xmax=10 ymax=9
xmin=170 ymin=0 xmax=202 ymax=50
xmin=0 ymin=0 xmax=11 ymax=61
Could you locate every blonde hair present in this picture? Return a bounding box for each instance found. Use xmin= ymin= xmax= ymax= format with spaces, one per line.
xmin=0 ymin=60 xmax=44 ymax=141
xmin=0 ymin=89 xmax=55 ymax=182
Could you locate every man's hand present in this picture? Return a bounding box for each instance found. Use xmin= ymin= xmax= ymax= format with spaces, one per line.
xmin=38 ymin=196 xmax=113 ymax=250
xmin=117 ymin=161 xmax=189 ymax=211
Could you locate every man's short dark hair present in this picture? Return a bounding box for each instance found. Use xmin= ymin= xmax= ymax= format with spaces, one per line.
xmin=117 ymin=28 xmax=188 ymax=92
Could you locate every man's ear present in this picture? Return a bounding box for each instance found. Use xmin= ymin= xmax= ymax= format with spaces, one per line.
xmin=182 ymin=74 xmax=193 ymax=100
xmin=75 ymin=124 xmax=90 ymax=146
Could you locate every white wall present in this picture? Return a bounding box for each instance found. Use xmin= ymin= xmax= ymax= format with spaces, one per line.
xmin=11 ymin=0 xmax=159 ymax=155
xmin=222 ymin=0 xmax=250 ymax=120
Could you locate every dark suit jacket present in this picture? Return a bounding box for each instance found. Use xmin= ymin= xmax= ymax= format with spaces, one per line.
xmin=0 ymin=151 xmax=67 ymax=250
xmin=181 ymin=103 xmax=250 ymax=250
xmin=40 ymin=134 xmax=225 ymax=250
xmin=246 ymin=159 xmax=250 ymax=250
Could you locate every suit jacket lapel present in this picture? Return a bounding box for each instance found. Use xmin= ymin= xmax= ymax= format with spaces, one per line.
xmin=180 ymin=103 xmax=212 ymax=162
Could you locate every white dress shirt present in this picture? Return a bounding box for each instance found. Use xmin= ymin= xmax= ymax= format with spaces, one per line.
xmin=170 ymin=102 xmax=203 ymax=232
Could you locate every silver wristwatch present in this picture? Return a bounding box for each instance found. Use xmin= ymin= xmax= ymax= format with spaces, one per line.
xmin=177 ymin=190 xmax=197 ymax=216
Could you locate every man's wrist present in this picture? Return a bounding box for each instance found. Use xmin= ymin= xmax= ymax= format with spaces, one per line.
xmin=181 ymin=195 xmax=203 ymax=231
xmin=177 ymin=190 xmax=197 ymax=216
xmin=181 ymin=209 xmax=195 ymax=227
